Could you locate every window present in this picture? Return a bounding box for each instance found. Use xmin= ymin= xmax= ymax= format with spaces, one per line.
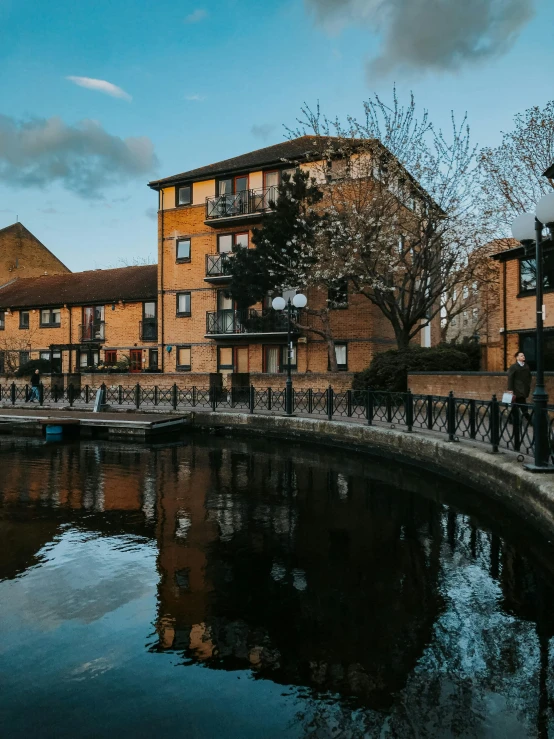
xmin=328 ymin=278 xmax=348 ymax=309
xmin=217 ymin=346 xmax=234 ymax=371
xmin=176 ymin=184 xmax=192 ymax=206
xmin=177 ymin=346 xmax=191 ymax=371
xmin=105 ymin=350 xmax=117 ymax=365
xmin=520 ymin=331 xmax=554 ymax=371
xmin=19 ymin=350 xmax=29 ymax=366
xmin=176 ymin=292 xmax=191 ymax=316
xmin=263 ymin=345 xmax=297 ymax=373
xmin=0 ymin=312 xmax=4 ymax=330
xmin=149 ymin=349 xmax=159 ymax=370
xmin=472 ymin=307 xmax=479 ymax=319
xmin=79 ymin=349 xmax=99 ymax=368
xmin=520 ymin=250 xmax=554 ymax=292
xmin=19 ymin=311 xmax=29 ymax=329
xmin=40 ymin=351 xmax=50 ymax=362
xmin=332 ymin=343 xmax=348 ymax=371
xmin=176 ymin=238 xmax=191 ymax=262
xmin=217 ymin=290 xmax=233 ymax=311
xmin=143 ymin=301 xmax=157 ymax=319
xmin=218 ymin=232 xmax=248 ymax=253
xmin=463 ymin=286 xmax=469 ymax=300
xmin=451 ymin=318 xmax=457 ymax=327
xmin=51 ymin=351 xmax=62 ymax=374
xmin=41 ymin=308 xmax=61 ymax=327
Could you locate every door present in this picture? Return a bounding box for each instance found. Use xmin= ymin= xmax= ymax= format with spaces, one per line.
xmin=234 ymin=176 xmax=248 ymax=214
xmin=264 ymin=171 xmax=279 ymax=207
xmin=235 ymin=347 xmax=249 ymax=373
xmin=130 ymin=349 xmax=142 ymax=373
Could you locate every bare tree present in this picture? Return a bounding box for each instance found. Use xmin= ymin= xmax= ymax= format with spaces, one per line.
xmin=0 ymin=324 xmax=39 ymax=375
xmin=480 ymin=100 xmax=554 ymax=235
xmin=288 ymin=89 xmax=485 ymax=350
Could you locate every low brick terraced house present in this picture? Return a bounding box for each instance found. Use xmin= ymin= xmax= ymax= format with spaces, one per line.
xmin=0 ymin=265 xmax=158 ymax=374
xmin=147 ymin=136 xmax=436 ymax=381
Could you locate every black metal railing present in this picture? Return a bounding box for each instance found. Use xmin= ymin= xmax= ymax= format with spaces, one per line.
xmin=205 ymin=253 xmax=233 ymax=278
xmin=79 ymin=322 xmax=105 ymax=342
xmin=139 ymin=318 xmax=158 ymax=342
xmin=205 ymin=309 xmax=290 ymax=335
xmin=2 ymin=383 xmax=550 ymax=461
xmin=205 ymin=185 xmax=279 ymax=220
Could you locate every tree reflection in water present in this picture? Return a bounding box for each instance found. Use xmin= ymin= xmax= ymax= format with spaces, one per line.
xmin=1 ymin=435 xmax=554 ymax=737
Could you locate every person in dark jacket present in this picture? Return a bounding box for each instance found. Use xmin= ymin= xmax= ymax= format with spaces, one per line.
xmin=28 ymin=369 xmax=40 ymax=403
xmin=507 ymin=351 xmax=531 ymax=422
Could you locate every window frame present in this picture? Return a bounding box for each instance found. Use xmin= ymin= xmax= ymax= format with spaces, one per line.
xmin=175 ymin=183 xmax=193 ymax=207
xmin=176 ymin=238 xmax=192 ymax=263
xmin=330 ymin=342 xmax=348 ymax=371
xmin=19 ymin=310 xmax=29 ymax=329
xmin=176 ymin=291 xmax=191 ymax=317
xmin=142 ymin=301 xmax=157 ymax=320
xmin=148 ymin=348 xmax=159 ymax=371
xmin=104 ymin=350 xmax=117 ymax=365
xmin=217 ymin=232 xmax=248 ymax=254
xmin=176 ymin=345 xmax=192 ymax=371
xmin=40 ymin=307 xmax=61 ymax=328
xmin=262 ymin=344 xmax=298 ymax=373
xmin=19 ymin=350 xmax=30 ymax=366
xmin=217 ymin=346 xmax=235 ymax=371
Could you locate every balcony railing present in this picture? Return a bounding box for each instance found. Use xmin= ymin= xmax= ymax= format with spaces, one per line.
xmin=205 ymin=253 xmax=233 ymax=278
xmin=140 ymin=318 xmax=158 ymax=342
xmin=205 ymin=185 xmax=279 ymax=221
xmin=79 ymin=322 xmax=105 ymax=342
xmin=206 ymin=309 xmax=291 ymax=335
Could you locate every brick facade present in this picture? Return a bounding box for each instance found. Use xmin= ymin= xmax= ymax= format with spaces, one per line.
xmin=408 ymin=371 xmax=554 ymax=400
xmin=0 ymin=222 xmax=69 ymax=285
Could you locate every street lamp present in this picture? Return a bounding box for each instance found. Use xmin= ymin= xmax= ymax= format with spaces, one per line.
xmin=272 ymin=292 xmax=307 ymax=415
xmin=511 ymin=195 xmax=554 ymax=471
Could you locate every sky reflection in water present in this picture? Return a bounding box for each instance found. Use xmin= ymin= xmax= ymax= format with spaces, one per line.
xmin=1 ymin=435 xmax=553 ymax=738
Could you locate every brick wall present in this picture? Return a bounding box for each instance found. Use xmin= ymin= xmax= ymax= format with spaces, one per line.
xmin=0 ymin=223 xmax=69 ymax=285
xmin=408 ymin=371 xmax=554 ymax=400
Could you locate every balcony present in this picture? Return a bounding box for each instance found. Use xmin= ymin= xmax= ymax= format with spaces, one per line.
xmin=80 ymin=322 xmax=105 ymax=343
xmin=205 ymin=253 xmax=233 ymax=282
xmin=205 ymin=309 xmax=293 ymax=338
xmin=205 ymin=185 xmax=279 ymax=226
xmin=140 ymin=318 xmax=158 ymax=342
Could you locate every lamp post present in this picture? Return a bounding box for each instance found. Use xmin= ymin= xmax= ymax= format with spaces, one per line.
xmin=511 ymin=193 xmax=554 ymax=471
xmin=272 ymin=292 xmax=307 ymax=415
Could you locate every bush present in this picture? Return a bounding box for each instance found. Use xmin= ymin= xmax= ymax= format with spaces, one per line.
xmin=16 ymin=358 xmax=52 ymax=377
xmin=438 ymin=338 xmax=481 ymax=371
xmin=352 ymin=346 xmax=472 ymax=393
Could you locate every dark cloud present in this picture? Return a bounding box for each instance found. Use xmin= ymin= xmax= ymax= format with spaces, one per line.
xmin=251 ymin=123 xmax=276 ymax=141
xmin=145 ymin=207 xmax=158 ymax=221
xmin=306 ymin=0 xmax=535 ymax=75
xmin=0 ymin=115 xmax=158 ymax=198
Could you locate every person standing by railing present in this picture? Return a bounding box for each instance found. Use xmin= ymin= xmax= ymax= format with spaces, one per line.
xmin=507 ymin=351 xmax=532 ymax=422
xmin=27 ymin=369 xmax=40 ymax=403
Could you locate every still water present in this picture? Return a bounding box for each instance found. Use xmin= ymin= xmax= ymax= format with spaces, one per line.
xmin=1 ymin=435 xmax=554 ymax=738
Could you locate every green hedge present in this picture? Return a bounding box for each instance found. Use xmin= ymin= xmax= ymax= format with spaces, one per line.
xmin=15 ymin=358 xmax=52 ymax=377
xmin=352 ymin=346 xmax=472 ymax=393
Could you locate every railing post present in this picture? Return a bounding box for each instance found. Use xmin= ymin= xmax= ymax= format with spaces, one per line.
xmin=490 ymin=395 xmax=500 ymax=453
xmin=267 ymin=387 xmax=272 ymax=412
xmin=406 ymin=390 xmax=413 ymax=432
xmin=386 ymin=393 xmax=392 ymax=423
xmin=512 ymin=404 xmax=521 ymax=452
xmin=11 ymin=382 xmax=15 ymax=405
xmin=249 ymin=384 xmax=255 ymax=414
xmin=118 ymin=385 xmax=123 ymax=406
xmin=101 ymin=383 xmax=106 ymax=407
xmin=210 ymin=385 xmax=217 ymax=412
xmin=469 ymin=399 xmax=476 ymax=439
xmin=135 ymin=383 xmax=141 ymax=409
xmin=230 ymin=386 xmax=235 ymax=408
xmin=154 ymin=386 xmax=159 ymax=406
xmin=308 ymin=388 xmax=313 ymax=415
xmin=24 ymin=384 xmax=29 ymax=403
xmin=39 ymin=382 xmax=44 ymax=406
xmin=172 ymin=383 xmax=178 ymax=411
xmin=68 ymin=383 xmax=74 ymax=408
xmin=427 ymin=395 xmax=433 ymax=430
xmin=366 ymin=389 xmax=374 ymax=426
xmin=447 ymin=391 xmax=456 ymax=442
xmin=85 ymin=384 xmax=89 ymax=404
xmin=327 ymin=385 xmax=334 ymax=421
xmin=347 ymin=389 xmax=352 ymax=418
xmin=53 ymin=383 xmax=58 ymax=403
xmin=192 ymin=386 xmax=197 ymax=407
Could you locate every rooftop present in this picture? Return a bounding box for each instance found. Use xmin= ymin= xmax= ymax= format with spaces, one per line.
xmin=0 ymin=264 xmax=157 ymax=309
xmin=147 ymin=135 xmax=366 ymax=188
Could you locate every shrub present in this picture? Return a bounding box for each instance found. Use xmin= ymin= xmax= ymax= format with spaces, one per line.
xmin=438 ymin=338 xmax=481 ymax=371
xmin=352 ymin=346 xmax=472 ymax=393
xmin=16 ymin=358 xmax=52 ymax=377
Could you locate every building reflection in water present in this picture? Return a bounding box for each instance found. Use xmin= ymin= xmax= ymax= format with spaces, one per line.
xmin=2 ymin=435 xmax=554 ymax=733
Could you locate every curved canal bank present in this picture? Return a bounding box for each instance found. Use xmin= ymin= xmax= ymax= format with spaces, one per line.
xmin=191 ymin=410 xmax=554 ymax=540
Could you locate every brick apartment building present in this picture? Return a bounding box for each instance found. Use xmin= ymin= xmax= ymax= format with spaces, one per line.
xmin=0 ymin=265 xmax=158 ymax=374
xmin=148 ymin=136 xmax=437 ymax=379
xmin=0 ymin=222 xmax=70 ymax=284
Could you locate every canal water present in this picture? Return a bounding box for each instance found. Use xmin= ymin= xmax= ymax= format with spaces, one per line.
xmin=1 ymin=436 xmax=554 ymax=738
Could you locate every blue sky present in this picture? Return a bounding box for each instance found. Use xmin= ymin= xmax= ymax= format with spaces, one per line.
xmin=0 ymin=0 xmax=553 ymax=271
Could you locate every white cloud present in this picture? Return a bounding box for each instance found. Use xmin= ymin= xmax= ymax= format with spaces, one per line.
xmin=185 ymin=94 xmax=206 ymax=101
xmin=184 ymin=8 xmax=207 ymax=24
xmin=0 ymin=114 xmax=158 ymax=198
xmin=66 ymin=76 xmax=132 ymax=102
